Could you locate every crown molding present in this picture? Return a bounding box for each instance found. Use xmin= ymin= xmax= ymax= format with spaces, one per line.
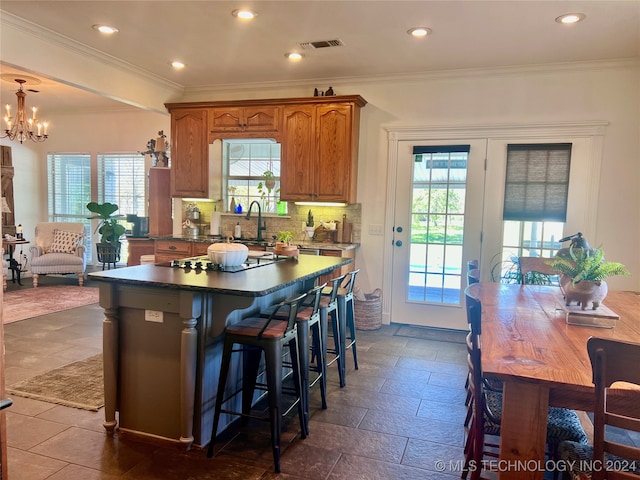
xmin=1 ymin=11 xmax=182 ymax=92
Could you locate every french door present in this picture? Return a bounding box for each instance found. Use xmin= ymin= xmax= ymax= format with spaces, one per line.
xmin=390 ymin=139 xmax=486 ymax=330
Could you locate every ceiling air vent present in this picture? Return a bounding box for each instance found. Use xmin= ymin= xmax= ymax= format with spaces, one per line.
xmin=299 ymin=39 xmax=344 ymax=50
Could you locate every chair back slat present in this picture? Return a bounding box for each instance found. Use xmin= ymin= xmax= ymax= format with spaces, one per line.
xmin=587 ymin=337 xmax=640 ymax=480
xmin=258 ymin=292 xmax=307 ymax=338
xmin=518 ymin=256 xmax=557 ymax=284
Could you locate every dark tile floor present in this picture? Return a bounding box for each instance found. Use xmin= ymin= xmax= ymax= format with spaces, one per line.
xmin=3 ymin=274 xmax=471 ymax=479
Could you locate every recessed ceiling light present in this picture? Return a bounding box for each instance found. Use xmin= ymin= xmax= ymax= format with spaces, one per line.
xmin=407 ymin=27 xmax=431 ymax=37
xmin=170 ymin=61 xmax=186 ymax=69
xmin=232 ymin=9 xmax=258 ymax=20
xmin=555 ymin=13 xmax=586 ymax=24
xmin=92 ymin=24 xmax=119 ymax=34
xmin=285 ymin=52 xmax=303 ymax=61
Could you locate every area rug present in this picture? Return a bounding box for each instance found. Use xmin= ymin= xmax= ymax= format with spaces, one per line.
xmin=395 ymin=325 xmax=467 ymax=344
xmin=7 ymin=354 xmax=104 ymax=411
xmin=2 ymin=285 xmax=99 ymax=324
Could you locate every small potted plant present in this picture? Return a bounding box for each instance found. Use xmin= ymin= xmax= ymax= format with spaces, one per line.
xmin=276 ymin=230 xmax=295 ymax=247
xmin=547 ymin=245 xmax=630 ymax=309
xmin=305 ymin=209 xmax=315 ymax=239
xmin=86 ymin=201 xmax=127 ymax=265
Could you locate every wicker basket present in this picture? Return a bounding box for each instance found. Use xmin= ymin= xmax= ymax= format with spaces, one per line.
xmin=354 ymin=288 xmax=382 ymax=330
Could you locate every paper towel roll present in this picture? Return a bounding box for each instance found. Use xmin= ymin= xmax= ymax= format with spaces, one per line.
xmin=211 ymin=211 xmax=221 ymax=236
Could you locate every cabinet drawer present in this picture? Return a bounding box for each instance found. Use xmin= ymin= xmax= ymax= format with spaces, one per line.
xmin=192 ymin=242 xmax=211 ymax=256
xmin=155 ymin=240 xmax=192 ymax=256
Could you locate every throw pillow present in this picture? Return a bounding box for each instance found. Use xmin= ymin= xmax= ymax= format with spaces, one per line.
xmin=49 ymin=229 xmax=83 ymax=254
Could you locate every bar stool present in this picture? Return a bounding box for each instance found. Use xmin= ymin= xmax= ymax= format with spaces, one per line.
xmin=335 ymin=269 xmax=359 ymax=373
xmin=207 ymin=292 xmax=308 ymax=473
xmin=320 ymin=273 xmax=348 ymax=388
xmin=258 ymin=282 xmax=328 ymax=437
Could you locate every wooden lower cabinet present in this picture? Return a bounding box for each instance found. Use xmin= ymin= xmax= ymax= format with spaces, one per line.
xmin=318 ymin=249 xmax=355 ymax=286
xmin=154 ymin=240 xmax=194 ymax=263
xmin=126 ymin=238 xmax=155 ymax=266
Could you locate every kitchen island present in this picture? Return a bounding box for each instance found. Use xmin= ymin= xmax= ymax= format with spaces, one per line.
xmin=88 ymin=254 xmax=350 ymax=448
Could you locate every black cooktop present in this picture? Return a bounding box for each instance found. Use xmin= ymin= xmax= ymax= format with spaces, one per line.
xmin=166 ymin=255 xmax=284 ymax=273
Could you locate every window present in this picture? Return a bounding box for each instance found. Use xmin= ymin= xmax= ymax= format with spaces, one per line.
xmin=47 ymin=153 xmax=92 ymax=261
xmin=47 ymin=152 xmax=148 ymax=265
xmin=408 ymin=145 xmax=469 ymax=305
xmin=97 ymin=154 xmax=147 ymax=216
xmin=224 ymin=139 xmax=283 ymax=214
xmin=497 ymin=143 xmax=572 ymax=282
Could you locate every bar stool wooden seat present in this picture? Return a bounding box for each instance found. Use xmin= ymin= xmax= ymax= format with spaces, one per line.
xmin=320 ymin=273 xmax=348 ymax=388
xmin=207 ymin=292 xmax=308 ymax=473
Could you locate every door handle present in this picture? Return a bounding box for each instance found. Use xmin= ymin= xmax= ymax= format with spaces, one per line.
xmin=395 ymin=240 xmax=403 ymax=247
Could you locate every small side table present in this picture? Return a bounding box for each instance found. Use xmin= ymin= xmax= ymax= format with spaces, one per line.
xmin=3 ymin=239 xmax=30 ymax=286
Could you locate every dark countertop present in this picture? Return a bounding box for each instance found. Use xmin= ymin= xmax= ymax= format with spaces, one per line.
xmin=88 ymin=255 xmax=350 ymax=296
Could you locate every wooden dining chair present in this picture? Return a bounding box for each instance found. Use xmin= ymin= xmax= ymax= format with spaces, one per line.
xmin=518 ymin=256 xmax=559 ymax=285
xmin=558 ymin=337 xmax=640 ymax=480
xmin=462 ymin=286 xmax=589 ymax=480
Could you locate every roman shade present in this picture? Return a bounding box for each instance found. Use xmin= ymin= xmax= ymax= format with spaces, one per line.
xmin=503 ymin=143 xmax=572 ymax=222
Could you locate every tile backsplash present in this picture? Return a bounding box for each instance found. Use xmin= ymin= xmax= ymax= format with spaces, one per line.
xmin=179 ymin=200 xmax=361 ymax=244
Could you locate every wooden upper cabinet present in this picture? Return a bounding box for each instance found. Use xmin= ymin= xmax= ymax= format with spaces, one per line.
xmin=165 ymin=95 xmax=366 ymax=202
xmin=209 ymin=106 xmax=280 ymax=137
xmin=280 ymin=99 xmax=363 ymax=203
xmin=170 ymin=108 xmax=209 ymax=198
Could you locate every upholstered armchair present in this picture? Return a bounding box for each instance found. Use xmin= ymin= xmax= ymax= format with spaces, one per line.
xmin=29 ymin=222 xmax=86 ymax=287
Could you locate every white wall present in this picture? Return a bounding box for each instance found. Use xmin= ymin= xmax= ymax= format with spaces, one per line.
xmin=2 ymin=62 xmax=638 ymax=292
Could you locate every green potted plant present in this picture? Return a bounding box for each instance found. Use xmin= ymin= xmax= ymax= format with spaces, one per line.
xmin=86 ymin=201 xmax=127 ymax=265
xmin=546 ymin=245 xmax=630 ymax=309
xmin=305 ymin=209 xmax=315 ymax=239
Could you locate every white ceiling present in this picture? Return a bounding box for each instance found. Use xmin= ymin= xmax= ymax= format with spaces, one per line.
xmin=1 ymin=0 xmax=639 ymax=113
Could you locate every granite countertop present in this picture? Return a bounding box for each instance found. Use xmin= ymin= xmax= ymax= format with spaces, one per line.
xmin=88 ymin=255 xmax=351 ymax=296
xmin=151 ymin=235 xmax=358 ymax=251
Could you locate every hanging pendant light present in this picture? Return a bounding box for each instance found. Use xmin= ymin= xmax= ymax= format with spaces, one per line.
xmin=2 ymin=78 xmax=49 ymax=144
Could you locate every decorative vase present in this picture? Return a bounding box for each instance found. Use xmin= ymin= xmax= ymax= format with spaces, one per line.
xmin=560 ymin=275 xmax=608 ymax=310
xmin=305 ymin=226 xmax=315 ymax=239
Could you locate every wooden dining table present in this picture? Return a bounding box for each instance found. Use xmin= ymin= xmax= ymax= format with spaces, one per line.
xmin=471 ymin=282 xmax=640 ymax=480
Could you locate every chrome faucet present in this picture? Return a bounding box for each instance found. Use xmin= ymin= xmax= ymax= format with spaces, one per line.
xmin=245 ymin=201 xmax=267 ymax=242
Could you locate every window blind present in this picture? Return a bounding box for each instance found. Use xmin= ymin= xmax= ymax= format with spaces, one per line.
xmin=97 ymin=154 xmax=147 ymax=216
xmin=503 ymin=143 xmax=572 ymax=222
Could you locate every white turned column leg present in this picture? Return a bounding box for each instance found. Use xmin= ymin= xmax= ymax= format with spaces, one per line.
xmin=179 ymin=316 xmax=198 ymax=449
xmin=102 ymin=307 xmax=119 ymax=433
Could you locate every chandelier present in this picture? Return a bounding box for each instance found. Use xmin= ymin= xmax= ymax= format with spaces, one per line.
xmin=2 ymin=78 xmax=49 ymax=144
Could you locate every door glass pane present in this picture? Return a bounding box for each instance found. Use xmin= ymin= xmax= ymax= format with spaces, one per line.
xmin=409 ymin=151 xmax=468 ymax=305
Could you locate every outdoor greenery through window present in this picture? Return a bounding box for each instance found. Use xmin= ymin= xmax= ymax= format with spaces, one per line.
xmin=224 ymin=139 xmax=284 ymax=214
xmin=495 ymin=143 xmax=572 ymax=283
xmin=409 ymin=146 xmax=469 ymax=305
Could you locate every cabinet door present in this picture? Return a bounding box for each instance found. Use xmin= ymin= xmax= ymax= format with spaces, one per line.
xmin=280 ymin=105 xmax=316 ymax=201
xmin=171 ymin=109 xmax=209 ymax=197
xmin=209 ymin=108 xmax=245 ymax=133
xmin=315 ymin=103 xmax=355 ymax=203
xmin=209 ymin=106 xmax=280 ymax=134
xmin=243 ymin=106 xmax=280 ymax=133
